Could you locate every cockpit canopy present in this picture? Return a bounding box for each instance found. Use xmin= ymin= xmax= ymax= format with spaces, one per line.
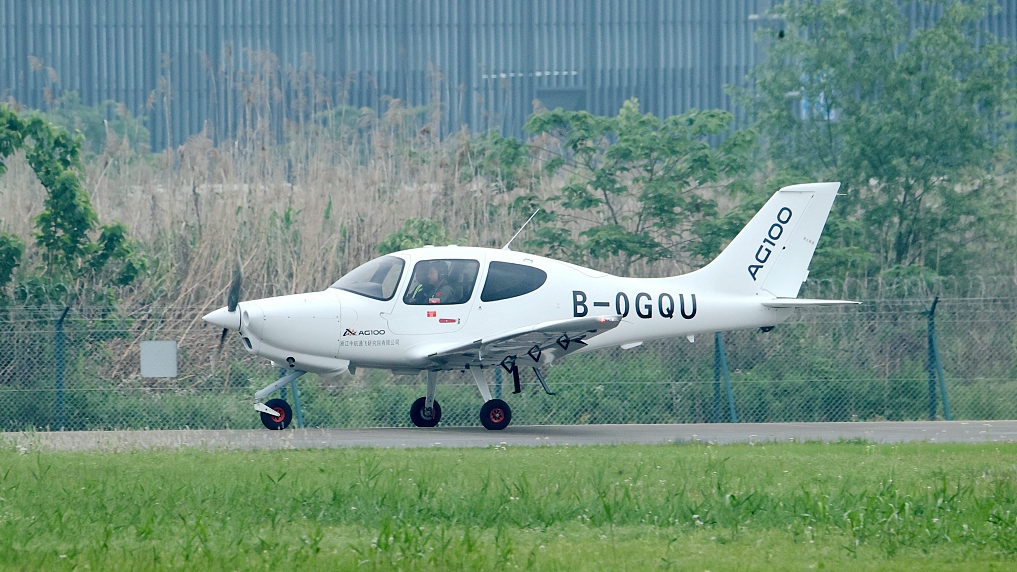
xmin=331 ymin=253 xmax=548 ymax=304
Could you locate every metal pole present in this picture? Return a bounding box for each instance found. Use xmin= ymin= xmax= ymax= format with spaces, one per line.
xmin=927 ymin=297 xmax=952 ymax=421
xmin=55 ymin=306 xmax=70 ymax=431
xmin=713 ymin=334 xmax=722 ymax=423
xmin=289 ymin=376 xmax=304 ymax=428
xmin=494 ymin=368 xmax=502 ymax=400
xmin=715 ymin=332 xmax=738 ymax=423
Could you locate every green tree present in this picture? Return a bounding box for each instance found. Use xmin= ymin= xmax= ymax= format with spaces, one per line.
xmin=43 ymin=91 xmax=150 ymax=155
xmin=0 ymin=104 xmax=146 ymax=303
xmin=0 ymin=234 xmax=24 ymax=292
xmin=461 ymin=130 xmax=531 ymax=194
xmin=747 ymin=0 xmax=1016 ymax=277
xmin=524 ymin=99 xmax=755 ymax=275
xmin=377 ymin=218 xmax=453 ymax=255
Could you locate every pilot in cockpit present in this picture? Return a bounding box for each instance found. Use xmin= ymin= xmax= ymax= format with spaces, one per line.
xmin=406 ymin=261 xmax=459 ymax=305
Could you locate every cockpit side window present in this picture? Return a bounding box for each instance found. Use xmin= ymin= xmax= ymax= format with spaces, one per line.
xmin=330 ymin=256 xmax=404 ymax=300
xmin=403 ymin=259 xmax=480 ymax=305
xmin=480 ymin=262 xmax=547 ymax=302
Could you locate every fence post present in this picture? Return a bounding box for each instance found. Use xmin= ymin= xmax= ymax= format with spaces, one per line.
xmin=54 ymin=306 xmax=70 ymax=431
xmin=712 ymin=346 xmax=721 ymax=423
xmin=714 ymin=332 xmax=738 ymax=423
xmin=289 ymin=376 xmax=304 ymax=428
xmin=927 ymin=297 xmax=952 ymax=421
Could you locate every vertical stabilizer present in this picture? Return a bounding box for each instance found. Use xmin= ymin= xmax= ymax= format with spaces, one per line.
xmin=687 ymin=182 xmax=840 ymax=297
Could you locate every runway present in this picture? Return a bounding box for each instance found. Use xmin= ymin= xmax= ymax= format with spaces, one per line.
xmin=4 ymin=420 xmax=1016 ymax=452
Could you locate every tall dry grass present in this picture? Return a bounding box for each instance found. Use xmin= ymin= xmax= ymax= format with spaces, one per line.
xmin=1 ymin=54 xmax=570 ymax=373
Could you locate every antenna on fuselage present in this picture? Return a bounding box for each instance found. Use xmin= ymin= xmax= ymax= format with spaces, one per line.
xmin=503 ymin=209 xmax=540 ymax=250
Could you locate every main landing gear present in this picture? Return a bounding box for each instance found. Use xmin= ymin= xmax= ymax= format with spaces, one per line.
xmin=479 ymin=398 xmax=511 ymax=430
xmin=410 ymin=396 xmax=442 ymax=427
xmin=410 ymin=366 xmax=547 ymax=430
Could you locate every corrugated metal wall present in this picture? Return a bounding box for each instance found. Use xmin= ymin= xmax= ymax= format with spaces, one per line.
xmin=1 ymin=0 xmax=1013 ymax=151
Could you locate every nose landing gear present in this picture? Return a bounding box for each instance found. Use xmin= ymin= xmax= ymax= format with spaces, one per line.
xmin=254 ymin=369 xmax=305 ymax=430
xmin=259 ymin=398 xmax=292 ymax=430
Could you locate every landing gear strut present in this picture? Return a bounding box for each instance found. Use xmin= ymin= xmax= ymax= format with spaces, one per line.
xmin=470 ymin=366 xmax=513 ymax=430
xmin=410 ymin=370 xmax=443 ymax=427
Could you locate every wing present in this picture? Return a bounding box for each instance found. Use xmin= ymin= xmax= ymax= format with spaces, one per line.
xmin=423 ymin=315 xmax=623 ymax=369
xmin=761 ymin=298 xmax=859 ymax=308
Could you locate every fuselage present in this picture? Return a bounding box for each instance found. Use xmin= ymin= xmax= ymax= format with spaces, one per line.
xmin=223 ymin=245 xmax=793 ymax=375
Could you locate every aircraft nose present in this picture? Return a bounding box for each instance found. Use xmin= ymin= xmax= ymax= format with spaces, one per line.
xmin=203 ymin=306 xmax=240 ymax=330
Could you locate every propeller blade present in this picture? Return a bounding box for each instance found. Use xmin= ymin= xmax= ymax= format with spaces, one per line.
xmin=216 ymin=327 xmax=230 ymax=356
xmin=227 ymin=256 xmax=243 ymax=312
xmin=211 ymin=256 xmax=242 ymax=369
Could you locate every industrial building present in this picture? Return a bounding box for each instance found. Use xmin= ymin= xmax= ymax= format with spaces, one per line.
xmin=1 ymin=0 xmax=1014 ymax=150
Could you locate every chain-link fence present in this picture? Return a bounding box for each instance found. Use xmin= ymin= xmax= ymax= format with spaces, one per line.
xmin=2 ymin=279 xmax=1016 ymax=430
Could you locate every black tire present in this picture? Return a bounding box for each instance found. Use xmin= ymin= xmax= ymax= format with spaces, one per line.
xmin=410 ymin=397 xmax=442 ymax=427
xmin=260 ymin=398 xmax=292 ymax=430
xmin=479 ymin=399 xmax=512 ymax=430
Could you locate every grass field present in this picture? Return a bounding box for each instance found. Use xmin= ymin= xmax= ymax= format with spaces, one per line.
xmin=1 ymin=441 xmax=1016 ymax=571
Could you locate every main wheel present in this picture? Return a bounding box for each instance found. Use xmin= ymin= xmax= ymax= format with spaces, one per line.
xmin=410 ymin=397 xmax=442 ymax=427
xmin=479 ymin=399 xmax=512 ymax=430
xmin=260 ymin=398 xmax=292 ymax=430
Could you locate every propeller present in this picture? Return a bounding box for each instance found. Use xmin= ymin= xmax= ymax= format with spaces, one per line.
xmin=227 ymin=257 xmax=243 ymax=312
xmin=215 ymin=256 xmax=244 ymax=358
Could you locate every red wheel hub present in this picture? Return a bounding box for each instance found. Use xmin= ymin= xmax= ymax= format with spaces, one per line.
xmin=271 ymin=408 xmax=286 ymax=422
xmin=489 ymin=408 xmax=504 ymax=423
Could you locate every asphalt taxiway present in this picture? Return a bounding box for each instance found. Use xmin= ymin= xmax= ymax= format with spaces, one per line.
xmin=4 ymin=420 xmax=1016 ymax=452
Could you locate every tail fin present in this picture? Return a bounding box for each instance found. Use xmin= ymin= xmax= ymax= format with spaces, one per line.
xmin=689 ymin=182 xmax=841 ymax=297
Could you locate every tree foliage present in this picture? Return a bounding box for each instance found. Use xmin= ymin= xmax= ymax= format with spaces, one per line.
xmin=461 ymin=130 xmax=531 ymax=194
xmin=524 ymin=99 xmax=755 ymax=275
xmin=0 ymin=234 xmax=24 ymax=291
xmin=43 ymin=91 xmax=150 ymax=155
xmin=0 ymin=104 xmax=146 ymax=302
xmin=748 ymin=0 xmax=1017 ymax=277
xmin=377 ymin=218 xmax=453 ymax=255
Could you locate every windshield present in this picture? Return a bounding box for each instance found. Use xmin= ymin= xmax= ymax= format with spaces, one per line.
xmin=330 ymin=256 xmax=405 ymax=300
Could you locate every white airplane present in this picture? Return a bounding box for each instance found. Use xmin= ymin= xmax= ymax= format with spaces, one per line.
xmin=204 ymin=182 xmax=855 ymax=430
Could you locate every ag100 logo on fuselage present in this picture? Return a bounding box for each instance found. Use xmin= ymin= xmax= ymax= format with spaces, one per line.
xmin=748 ymin=206 xmax=793 ymax=281
xmin=573 ymin=291 xmax=696 ymax=320
xmin=343 ymin=328 xmax=387 ymax=336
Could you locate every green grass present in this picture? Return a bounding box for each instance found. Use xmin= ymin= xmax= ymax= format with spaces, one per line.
xmin=1 ymin=441 xmax=1016 ymax=570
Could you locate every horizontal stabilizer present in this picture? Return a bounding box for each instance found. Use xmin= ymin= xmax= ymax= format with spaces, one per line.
xmin=761 ymin=298 xmax=859 ymax=308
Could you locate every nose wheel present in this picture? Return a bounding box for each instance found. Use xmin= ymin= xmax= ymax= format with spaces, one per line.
xmin=480 ymin=399 xmax=512 ymax=430
xmin=260 ymin=398 xmax=292 ymax=430
xmin=410 ymin=396 xmax=442 ymax=427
